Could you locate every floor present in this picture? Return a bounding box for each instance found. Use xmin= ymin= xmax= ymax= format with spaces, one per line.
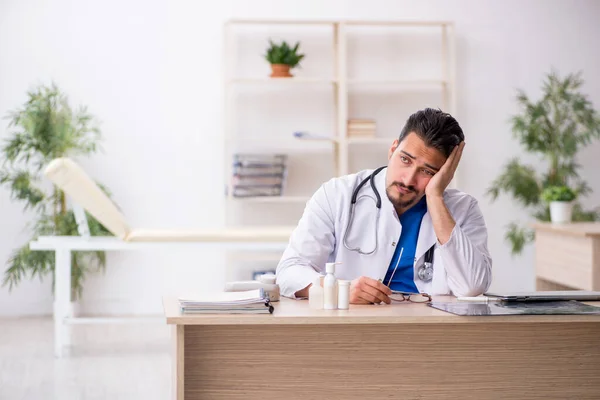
xmin=0 ymin=317 xmax=171 ymax=400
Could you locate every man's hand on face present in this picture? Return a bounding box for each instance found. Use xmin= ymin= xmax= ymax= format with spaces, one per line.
xmin=425 ymin=141 xmax=465 ymax=198
xmin=350 ymin=276 xmax=392 ymax=304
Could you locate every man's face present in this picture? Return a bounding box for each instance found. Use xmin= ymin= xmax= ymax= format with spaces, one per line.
xmin=385 ymin=132 xmax=447 ymax=212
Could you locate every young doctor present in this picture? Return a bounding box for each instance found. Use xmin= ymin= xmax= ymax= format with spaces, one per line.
xmin=276 ymin=108 xmax=492 ymax=304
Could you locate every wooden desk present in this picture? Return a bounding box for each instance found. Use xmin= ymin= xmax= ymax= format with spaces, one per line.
xmin=163 ymin=296 xmax=600 ymax=400
xmin=532 ymin=222 xmax=600 ymax=290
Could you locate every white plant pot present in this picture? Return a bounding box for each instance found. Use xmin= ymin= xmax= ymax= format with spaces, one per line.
xmin=549 ymin=201 xmax=573 ymax=223
xmin=69 ymin=301 xmax=80 ymax=317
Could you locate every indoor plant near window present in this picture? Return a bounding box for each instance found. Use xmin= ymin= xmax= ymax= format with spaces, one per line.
xmin=541 ymin=185 xmax=577 ymax=223
xmin=487 ymin=70 xmax=600 ymax=254
xmin=0 ymin=82 xmax=112 ymax=304
xmin=264 ymin=40 xmax=304 ymax=78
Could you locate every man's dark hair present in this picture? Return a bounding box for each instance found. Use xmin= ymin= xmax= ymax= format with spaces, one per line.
xmin=398 ymin=108 xmax=464 ymax=157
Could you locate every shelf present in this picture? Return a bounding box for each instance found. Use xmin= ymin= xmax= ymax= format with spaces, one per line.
xmin=347 ymin=137 xmax=396 ymax=145
xmin=228 ymin=77 xmax=337 ymax=85
xmin=345 ymin=20 xmax=452 ymax=27
xmin=230 ymin=78 xmax=445 ymax=87
xmin=233 ymin=144 xmax=337 ymax=155
xmin=227 ymin=251 xmax=284 ymax=261
xmin=293 ymin=134 xmax=340 ymax=143
xmin=347 ymin=79 xmax=446 ymax=87
xmin=227 ymin=19 xmax=452 ymax=27
xmin=229 ymin=196 xmax=311 ymax=203
xmin=227 ymin=19 xmax=338 ymax=26
xmin=224 ymin=18 xmax=456 ymax=229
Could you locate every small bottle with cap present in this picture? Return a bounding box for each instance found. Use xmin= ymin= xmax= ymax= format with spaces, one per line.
xmin=258 ymin=273 xmax=280 ymax=301
xmin=337 ymin=280 xmax=350 ymax=310
xmin=308 ymin=275 xmax=324 ymax=309
xmin=323 ymin=262 xmax=340 ymax=310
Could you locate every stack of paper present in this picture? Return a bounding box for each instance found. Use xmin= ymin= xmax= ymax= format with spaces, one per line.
xmin=178 ymin=289 xmax=273 ymax=314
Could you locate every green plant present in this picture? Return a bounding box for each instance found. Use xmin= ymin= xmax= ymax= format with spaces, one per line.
xmin=541 ymin=185 xmax=577 ymax=203
xmin=0 ymin=82 xmax=113 ymax=300
xmin=487 ymin=70 xmax=600 ymax=255
xmin=264 ymin=40 xmax=304 ymax=68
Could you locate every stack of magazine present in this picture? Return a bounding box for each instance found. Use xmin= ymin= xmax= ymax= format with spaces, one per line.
xmin=230 ymin=153 xmax=288 ymax=198
xmin=178 ymin=289 xmax=274 ymax=314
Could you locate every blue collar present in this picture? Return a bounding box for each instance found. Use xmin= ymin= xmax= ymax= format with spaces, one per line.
xmin=401 ymin=195 xmax=427 ymax=217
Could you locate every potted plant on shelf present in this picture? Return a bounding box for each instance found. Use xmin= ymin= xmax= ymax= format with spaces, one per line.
xmin=264 ymin=39 xmax=304 ymax=78
xmin=0 ymin=82 xmax=113 ymax=309
xmin=541 ymin=185 xmax=577 ymax=223
xmin=487 ymin=70 xmax=600 ymax=254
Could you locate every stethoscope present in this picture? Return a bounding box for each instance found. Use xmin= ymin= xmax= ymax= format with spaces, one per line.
xmin=342 ymin=166 xmax=435 ymax=282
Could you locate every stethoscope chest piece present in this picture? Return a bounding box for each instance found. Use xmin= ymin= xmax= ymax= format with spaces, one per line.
xmin=418 ymin=262 xmax=434 ymax=282
xmin=417 ymin=245 xmax=435 ymax=282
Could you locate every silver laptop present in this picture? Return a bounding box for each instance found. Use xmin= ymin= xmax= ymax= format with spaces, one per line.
xmin=484 ymin=290 xmax=600 ymax=302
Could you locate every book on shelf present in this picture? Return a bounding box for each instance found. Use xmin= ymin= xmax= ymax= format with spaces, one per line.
xmin=348 ymin=130 xmax=376 ymax=138
xmin=348 ymin=123 xmax=376 ymax=128
xmin=178 ymin=288 xmax=274 ymax=314
xmin=348 ymin=118 xmax=375 ymax=124
xmin=232 ymin=186 xmax=283 ymax=198
xmin=348 ymin=118 xmax=376 ymax=137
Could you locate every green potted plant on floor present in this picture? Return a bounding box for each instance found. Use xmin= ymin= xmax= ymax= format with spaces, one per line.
xmin=264 ymin=39 xmax=304 ymax=78
xmin=0 ymin=82 xmax=113 ymax=303
xmin=487 ymin=70 xmax=600 ymax=254
xmin=541 ymin=185 xmax=577 ymax=223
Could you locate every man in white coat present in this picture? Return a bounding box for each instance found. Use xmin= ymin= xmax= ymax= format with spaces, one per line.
xmin=276 ymin=108 xmax=492 ymax=303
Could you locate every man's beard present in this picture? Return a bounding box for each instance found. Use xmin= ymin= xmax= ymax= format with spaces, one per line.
xmin=386 ymin=182 xmax=418 ymax=209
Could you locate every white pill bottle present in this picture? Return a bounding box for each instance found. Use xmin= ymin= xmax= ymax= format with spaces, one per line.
xmin=323 ymin=262 xmax=340 ymax=310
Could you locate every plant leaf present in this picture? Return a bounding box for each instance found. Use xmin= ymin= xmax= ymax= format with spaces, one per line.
xmin=504 ymin=222 xmax=535 ymax=255
xmin=486 ymin=158 xmax=541 ymax=206
xmin=2 ymin=244 xmax=54 ymax=291
xmin=1 ymin=82 xmax=110 ymax=298
xmin=0 ymin=168 xmax=47 ymax=211
xmin=572 ymin=203 xmax=600 ymax=222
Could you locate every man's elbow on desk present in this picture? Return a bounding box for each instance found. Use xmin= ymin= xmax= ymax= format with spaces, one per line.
xmin=275 ymin=264 xmax=320 ymax=299
xmin=454 ymin=287 xmax=486 ymax=298
xmin=449 ymin=270 xmax=492 ymax=298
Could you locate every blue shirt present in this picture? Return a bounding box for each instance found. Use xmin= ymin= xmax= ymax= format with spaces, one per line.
xmin=382 ymin=196 xmax=428 ymax=293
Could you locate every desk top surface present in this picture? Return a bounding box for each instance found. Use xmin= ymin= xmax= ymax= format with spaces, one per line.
xmin=163 ymin=296 xmax=600 ymax=325
xmin=532 ymin=222 xmax=600 ymax=237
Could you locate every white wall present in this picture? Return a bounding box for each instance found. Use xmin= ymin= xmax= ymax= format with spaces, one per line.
xmin=1 ymin=0 xmax=599 ymax=316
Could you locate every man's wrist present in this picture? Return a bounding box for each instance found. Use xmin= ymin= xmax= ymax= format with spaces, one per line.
xmin=426 ymin=192 xmax=455 ymax=245
xmin=425 ymin=192 xmax=445 ymax=202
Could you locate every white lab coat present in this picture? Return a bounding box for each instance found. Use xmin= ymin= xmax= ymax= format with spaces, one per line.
xmin=276 ymin=168 xmax=492 ymax=298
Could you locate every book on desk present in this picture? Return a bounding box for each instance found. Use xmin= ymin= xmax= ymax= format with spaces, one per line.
xmin=178 ymin=288 xmax=274 ymax=314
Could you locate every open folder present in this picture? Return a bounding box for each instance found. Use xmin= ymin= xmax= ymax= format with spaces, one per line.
xmin=43 ymin=158 xmax=295 ymax=242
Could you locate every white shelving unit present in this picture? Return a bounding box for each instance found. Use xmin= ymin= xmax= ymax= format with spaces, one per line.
xmin=222 ymin=18 xmax=456 ymax=244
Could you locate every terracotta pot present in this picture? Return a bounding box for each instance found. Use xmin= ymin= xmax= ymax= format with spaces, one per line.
xmin=270 ymin=64 xmax=292 ymax=78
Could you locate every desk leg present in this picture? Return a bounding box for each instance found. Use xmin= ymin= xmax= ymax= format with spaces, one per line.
xmin=172 ymin=325 xmax=184 ymax=400
xmin=54 ymin=249 xmax=71 ymax=358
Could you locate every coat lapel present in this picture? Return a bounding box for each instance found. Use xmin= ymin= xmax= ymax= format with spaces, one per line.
xmin=373 ymin=167 xmax=401 ymax=278
xmin=415 ymin=211 xmax=437 ymax=262
xmin=373 ymin=168 xmax=436 ymax=270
